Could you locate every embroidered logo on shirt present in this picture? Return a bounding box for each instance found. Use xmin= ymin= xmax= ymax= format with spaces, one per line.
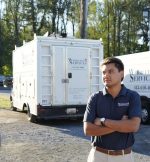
xmin=118 ymin=102 xmax=129 ymax=107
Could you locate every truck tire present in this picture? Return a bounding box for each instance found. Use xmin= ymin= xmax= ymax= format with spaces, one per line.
xmin=27 ymin=107 xmax=37 ymax=123
xmin=141 ymin=104 xmax=150 ymax=124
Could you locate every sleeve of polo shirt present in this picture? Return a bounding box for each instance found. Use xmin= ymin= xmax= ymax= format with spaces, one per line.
xmin=83 ymin=93 xmax=98 ymax=123
xmin=128 ymin=91 xmax=142 ymax=118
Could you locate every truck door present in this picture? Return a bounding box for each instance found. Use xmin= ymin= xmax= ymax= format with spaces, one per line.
xmin=53 ymin=46 xmax=66 ymax=105
xmin=66 ymin=47 xmax=90 ymax=105
xmin=53 ymin=46 xmax=90 ymax=105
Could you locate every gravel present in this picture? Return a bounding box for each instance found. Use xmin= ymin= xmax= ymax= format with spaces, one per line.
xmin=0 ymin=109 xmax=150 ymax=162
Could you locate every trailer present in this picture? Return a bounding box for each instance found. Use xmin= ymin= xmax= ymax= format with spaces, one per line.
xmin=11 ymin=35 xmax=103 ymax=122
xmin=117 ymin=51 xmax=150 ymax=124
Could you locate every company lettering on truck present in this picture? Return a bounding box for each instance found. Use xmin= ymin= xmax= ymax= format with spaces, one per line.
xmin=134 ymin=85 xmax=150 ymax=91
xmin=129 ymin=69 xmax=150 ymax=91
xmin=68 ymin=58 xmax=88 ymax=70
xmin=129 ymin=69 xmax=150 ymax=82
xmin=68 ymin=58 xmax=87 ymax=65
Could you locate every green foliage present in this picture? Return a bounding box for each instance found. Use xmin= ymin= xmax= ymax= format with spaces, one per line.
xmin=87 ymin=0 xmax=150 ymax=57
xmin=0 ymin=0 xmax=150 ymax=71
xmin=0 ymin=94 xmax=11 ymax=109
xmin=2 ymin=65 xmax=12 ymax=76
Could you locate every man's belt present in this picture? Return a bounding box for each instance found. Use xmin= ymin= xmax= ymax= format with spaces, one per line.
xmin=95 ymin=146 xmax=132 ymax=156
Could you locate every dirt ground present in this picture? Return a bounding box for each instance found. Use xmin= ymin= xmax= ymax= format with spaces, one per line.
xmin=0 ymin=109 xmax=90 ymax=162
xmin=0 ymin=108 xmax=150 ymax=162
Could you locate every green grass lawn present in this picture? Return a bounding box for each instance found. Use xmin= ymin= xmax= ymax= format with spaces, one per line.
xmin=0 ymin=94 xmax=11 ymax=109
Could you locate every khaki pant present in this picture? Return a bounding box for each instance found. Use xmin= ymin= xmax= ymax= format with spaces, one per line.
xmin=87 ymin=147 xmax=134 ymax=162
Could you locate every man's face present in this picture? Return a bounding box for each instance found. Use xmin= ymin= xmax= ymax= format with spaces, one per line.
xmin=101 ymin=63 xmax=124 ymax=88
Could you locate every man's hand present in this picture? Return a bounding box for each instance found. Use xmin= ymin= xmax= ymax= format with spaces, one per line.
xmin=104 ymin=117 xmax=141 ymax=133
xmin=94 ymin=118 xmax=101 ymax=126
xmin=83 ymin=122 xmax=115 ymax=136
xmin=94 ymin=116 xmax=128 ymax=126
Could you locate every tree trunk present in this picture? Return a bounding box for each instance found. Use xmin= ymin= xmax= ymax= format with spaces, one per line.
xmin=80 ymin=0 xmax=88 ymax=38
xmin=30 ymin=0 xmax=36 ymax=33
xmin=113 ymin=12 xmax=116 ymax=56
xmin=127 ymin=14 xmax=131 ymax=53
xmin=117 ymin=10 xmax=121 ymax=55
xmin=107 ymin=0 xmax=110 ymax=56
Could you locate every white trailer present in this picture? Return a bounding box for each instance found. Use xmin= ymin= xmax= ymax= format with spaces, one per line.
xmin=11 ymin=35 xmax=103 ymax=122
xmin=117 ymin=51 xmax=150 ymax=124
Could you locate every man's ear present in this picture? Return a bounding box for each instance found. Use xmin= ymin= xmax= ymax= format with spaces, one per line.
xmin=121 ymin=70 xmax=124 ymax=81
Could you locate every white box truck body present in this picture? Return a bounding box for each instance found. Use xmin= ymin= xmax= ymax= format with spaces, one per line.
xmin=117 ymin=51 xmax=150 ymax=124
xmin=11 ymin=35 xmax=103 ymax=122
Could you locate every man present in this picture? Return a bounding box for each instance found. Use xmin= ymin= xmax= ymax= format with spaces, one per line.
xmin=83 ymin=57 xmax=141 ymax=162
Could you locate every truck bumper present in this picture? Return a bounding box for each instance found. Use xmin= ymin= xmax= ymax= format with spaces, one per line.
xmin=37 ymin=104 xmax=86 ymax=119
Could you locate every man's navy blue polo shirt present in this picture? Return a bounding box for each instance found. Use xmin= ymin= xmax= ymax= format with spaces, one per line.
xmin=83 ymin=85 xmax=141 ymax=150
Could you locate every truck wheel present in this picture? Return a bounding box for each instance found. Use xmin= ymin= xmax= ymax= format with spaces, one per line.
xmin=141 ymin=105 xmax=150 ymax=124
xmin=27 ymin=108 xmax=37 ymax=123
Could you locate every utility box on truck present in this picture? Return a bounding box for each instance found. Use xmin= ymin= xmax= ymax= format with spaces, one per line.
xmin=11 ymin=35 xmax=103 ymax=122
xmin=117 ymin=51 xmax=150 ymax=124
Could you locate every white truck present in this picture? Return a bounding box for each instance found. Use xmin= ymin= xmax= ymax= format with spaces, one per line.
xmin=117 ymin=51 xmax=150 ymax=124
xmin=11 ymin=35 xmax=103 ymax=122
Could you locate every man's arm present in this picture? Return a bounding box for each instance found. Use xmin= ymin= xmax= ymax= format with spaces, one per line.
xmin=83 ymin=121 xmax=115 ymax=136
xmin=104 ymin=117 xmax=141 ymax=133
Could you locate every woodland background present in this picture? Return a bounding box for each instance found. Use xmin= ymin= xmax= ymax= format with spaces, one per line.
xmin=0 ymin=0 xmax=149 ymax=75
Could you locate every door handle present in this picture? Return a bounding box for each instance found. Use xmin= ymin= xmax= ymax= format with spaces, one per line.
xmin=62 ymin=79 xmax=69 ymax=83
xmin=68 ymin=73 xmax=72 ymax=78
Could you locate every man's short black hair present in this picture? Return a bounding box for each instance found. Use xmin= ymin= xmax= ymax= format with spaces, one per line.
xmin=101 ymin=57 xmax=124 ymax=72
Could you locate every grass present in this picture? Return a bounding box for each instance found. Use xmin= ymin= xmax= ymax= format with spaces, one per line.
xmin=0 ymin=94 xmax=11 ymax=109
